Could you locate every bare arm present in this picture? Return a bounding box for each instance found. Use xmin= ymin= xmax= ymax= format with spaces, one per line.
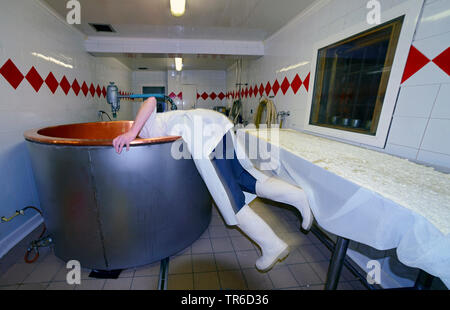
xmin=113 ymin=97 xmax=157 ymax=154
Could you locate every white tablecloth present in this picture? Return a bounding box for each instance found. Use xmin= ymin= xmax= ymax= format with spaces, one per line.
xmin=240 ymin=129 xmax=450 ymax=287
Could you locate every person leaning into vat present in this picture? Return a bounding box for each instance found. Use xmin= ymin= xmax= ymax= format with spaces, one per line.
xmin=113 ymin=97 xmax=314 ymax=272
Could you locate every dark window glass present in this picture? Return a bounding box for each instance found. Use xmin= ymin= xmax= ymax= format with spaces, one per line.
xmin=310 ymin=16 xmax=404 ymax=135
xmin=143 ymin=86 xmax=166 ymax=112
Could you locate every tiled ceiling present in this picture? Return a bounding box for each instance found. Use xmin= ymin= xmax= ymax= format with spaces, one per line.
xmin=42 ymin=0 xmax=317 ymax=41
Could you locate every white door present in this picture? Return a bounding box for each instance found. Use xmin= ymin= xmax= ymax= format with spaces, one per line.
xmin=181 ymin=84 xmax=197 ymax=110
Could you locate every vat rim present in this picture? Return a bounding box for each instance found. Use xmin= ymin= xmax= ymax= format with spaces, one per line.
xmin=24 ymin=121 xmax=181 ymax=146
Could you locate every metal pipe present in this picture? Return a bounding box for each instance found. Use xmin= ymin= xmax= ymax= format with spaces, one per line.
xmin=158 ymin=257 xmax=170 ymax=290
xmin=107 ymin=82 xmax=177 ymax=118
xmin=325 ymin=236 xmax=350 ymax=290
xmin=310 ymin=225 xmax=378 ymax=290
xmin=414 ymin=270 xmax=435 ymax=290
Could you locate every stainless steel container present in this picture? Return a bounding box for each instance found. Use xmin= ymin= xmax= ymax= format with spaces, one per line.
xmin=341 ymin=118 xmax=350 ymax=126
xmin=351 ymin=119 xmax=361 ymax=128
xmin=24 ymin=121 xmax=212 ymax=270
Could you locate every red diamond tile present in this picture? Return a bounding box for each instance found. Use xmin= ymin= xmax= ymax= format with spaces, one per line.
xmin=432 ymin=47 xmax=450 ymax=76
xmin=177 ymin=92 xmax=183 ymax=100
xmin=102 ymin=86 xmax=106 ymax=98
xmin=89 ymin=83 xmax=95 ymax=97
xmin=201 ymin=92 xmax=209 ymax=100
xmin=81 ymin=82 xmax=88 ymax=96
xmin=60 ymin=76 xmax=71 ymax=95
xmin=253 ymin=85 xmax=258 ymax=97
xmin=281 ymin=77 xmax=290 ymax=95
xmin=249 ymin=87 xmax=253 ymax=98
xmin=197 ymin=93 xmax=200 ymax=99
xmin=96 ymin=85 xmax=101 ymax=97
xmin=72 ymin=79 xmax=80 ymax=96
xmin=401 ymin=46 xmax=430 ymax=83
xmin=259 ymin=84 xmax=264 ymax=97
xmin=272 ymin=79 xmax=280 ymax=96
xmin=210 ymin=92 xmax=217 ymax=100
xmin=25 ymin=67 xmax=44 ymax=92
xmin=303 ymin=73 xmax=310 ymax=92
xmin=243 ymin=87 xmax=248 ymax=98
xmin=45 ymin=72 xmax=59 ymax=94
xmin=265 ymin=82 xmax=272 ymax=96
xmin=169 ymin=92 xmax=176 ymax=99
xmin=291 ymin=74 xmax=302 ymax=94
xmin=218 ymin=92 xmax=225 ymax=100
xmin=0 ymin=59 xmax=24 ymax=89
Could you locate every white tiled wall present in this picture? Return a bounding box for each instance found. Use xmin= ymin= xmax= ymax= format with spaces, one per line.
xmin=167 ymin=70 xmax=228 ymax=109
xmin=131 ymin=70 xmax=168 ymax=115
xmin=131 ymin=70 xmax=228 ymax=111
xmin=0 ymin=0 xmax=135 ymax=254
xmin=227 ymin=0 xmax=449 ymax=288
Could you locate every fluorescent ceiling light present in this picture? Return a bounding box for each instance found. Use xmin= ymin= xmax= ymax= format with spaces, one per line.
xmin=276 ymin=61 xmax=309 ymax=73
xmin=170 ymin=0 xmax=186 ymax=17
xmin=175 ymin=57 xmax=183 ymax=71
xmin=31 ymin=52 xmax=73 ymax=69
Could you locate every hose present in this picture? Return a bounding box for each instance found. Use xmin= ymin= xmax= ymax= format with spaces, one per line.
xmin=229 ymin=58 xmax=244 ymax=125
xmin=98 ymin=110 xmax=112 ymax=121
xmin=229 ymin=100 xmax=242 ymax=125
xmin=23 ymin=207 xmax=46 ymax=264
xmin=254 ymin=97 xmax=277 ymax=129
xmin=164 ymin=96 xmax=178 ymax=111
xmin=1 ymin=206 xmax=47 ymax=264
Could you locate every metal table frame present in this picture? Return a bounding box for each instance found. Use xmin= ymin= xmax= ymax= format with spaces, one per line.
xmin=311 ymin=226 xmax=436 ymax=290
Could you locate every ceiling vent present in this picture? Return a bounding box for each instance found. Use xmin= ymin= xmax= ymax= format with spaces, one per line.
xmin=138 ymin=67 xmax=149 ymax=70
xmin=89 ymin=23 xmax=116 ymax=33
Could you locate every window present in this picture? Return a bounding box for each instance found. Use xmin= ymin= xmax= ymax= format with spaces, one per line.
xmin=309 ymin=17 xmax=404 ymax=136
xmin=143 ymin=86 xmax=166 ymax=112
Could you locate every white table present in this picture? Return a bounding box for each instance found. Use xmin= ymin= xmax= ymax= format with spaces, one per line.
xmin=241 ymin=128 xmax=450 ymax=289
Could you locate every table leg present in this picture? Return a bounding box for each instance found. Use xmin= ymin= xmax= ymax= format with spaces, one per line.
xmin=414 ymin=270 xmax=434 ymax=290
xmin=158 ymin=257 xmax=170 ymax=290
xmin=325 ymin=236 xmax=350 ymax=290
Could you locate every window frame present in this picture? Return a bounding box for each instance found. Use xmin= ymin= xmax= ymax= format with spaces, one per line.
xmin=303 ymin=0 xmax=424 ymax=148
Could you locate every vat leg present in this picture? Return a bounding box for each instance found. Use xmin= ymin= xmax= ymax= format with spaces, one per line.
xmin=414 ymin=270 xmax=434 ymax=290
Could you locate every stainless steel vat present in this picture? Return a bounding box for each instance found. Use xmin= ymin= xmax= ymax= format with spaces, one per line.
xmin=24 ymin=121 xmax=211 ymax=270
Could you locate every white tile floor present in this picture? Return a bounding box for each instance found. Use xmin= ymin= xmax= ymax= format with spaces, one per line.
xmin=0 ymin=198 xmax=366 ymax=290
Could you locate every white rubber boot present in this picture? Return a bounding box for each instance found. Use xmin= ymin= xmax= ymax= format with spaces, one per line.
xmin=236 ymin=205 xmax=289 ymax=272
xmin=256 ymin=177 xmax=314 ymax=231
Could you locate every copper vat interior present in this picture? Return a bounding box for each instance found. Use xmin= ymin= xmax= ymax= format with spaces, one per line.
xmin=24 ymin=121 xmax=180 ymax=146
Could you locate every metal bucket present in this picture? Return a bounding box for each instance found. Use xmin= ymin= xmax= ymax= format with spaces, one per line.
xmin=24 ymin=121 xmax=211 ymax=270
